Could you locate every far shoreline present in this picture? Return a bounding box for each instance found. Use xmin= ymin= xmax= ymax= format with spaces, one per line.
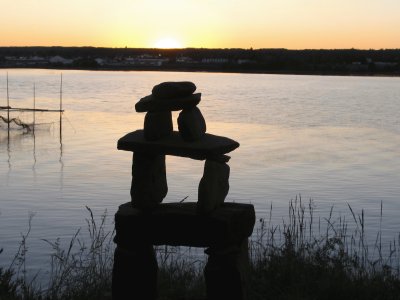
xmin=2 ymin=47 xmax=399 ymax=78
xmin=2 ymin=65 xmax=400 ymax=78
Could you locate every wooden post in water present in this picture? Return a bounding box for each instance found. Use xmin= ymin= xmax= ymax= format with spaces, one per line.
xmin=6 ymin=72 xmax=10 ymax=133
xmin=33 ymin=82 xmax=37 ymax=166
xmin=59 ymin=73 xmax=63 ymax=157
xmin=59 ymin=73 xmax=63 ymax=141
xmin=33 ymin=83 xmax=36 ymax=133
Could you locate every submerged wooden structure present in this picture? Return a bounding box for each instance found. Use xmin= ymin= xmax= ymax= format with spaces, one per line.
xmin=0 ymin=106 xmax=63 ymax=112
xmin=0 ymin=73 xmax=64 ymax=133
xmin=113 ymin=82 xmax=255 ymax=300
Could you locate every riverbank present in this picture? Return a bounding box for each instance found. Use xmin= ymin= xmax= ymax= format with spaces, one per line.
xmin=1 ymin=200 xmax=400 ymax=300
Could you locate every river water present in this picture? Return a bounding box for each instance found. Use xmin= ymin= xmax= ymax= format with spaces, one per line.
xmin=1 ymin=69 xmax=399 ymax=274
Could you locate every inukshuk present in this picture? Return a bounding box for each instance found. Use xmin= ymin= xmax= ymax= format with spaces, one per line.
xmin=114 ymin=82 xmax=255 ymax=300
xmin=120 ymin=81 xmax=238 ymax=213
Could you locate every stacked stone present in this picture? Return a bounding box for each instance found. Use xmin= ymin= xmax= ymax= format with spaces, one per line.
xmin=127 ymin=81 xmax=237 ymax=214
xmin=135 ymin=81 xmax=204 ymax=142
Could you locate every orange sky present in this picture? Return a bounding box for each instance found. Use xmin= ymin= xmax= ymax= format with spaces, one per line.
xmin=0 ymin=0 xmax=399 ymax=49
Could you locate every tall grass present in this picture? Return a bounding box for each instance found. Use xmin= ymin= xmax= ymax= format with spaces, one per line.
xmin=1 ymin=208 xmax=114 ymax=300
xmin=1 ymin=198 xmax=400 ymax=300
xmin=249 ymin=197 xmax=400 ymax=300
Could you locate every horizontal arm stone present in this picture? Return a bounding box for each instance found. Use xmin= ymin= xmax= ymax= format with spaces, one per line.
xmin=117 ymin=130 xmax=239 ymax=160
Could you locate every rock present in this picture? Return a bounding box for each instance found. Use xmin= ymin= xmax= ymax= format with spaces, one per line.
xmin=197 ymin=160 xmax=230 ymax=214
xmin=114 ymin=202 xmax=256 ymax=247
xmin=135 ymin=93 xmax=201 ymax=112
xmin=144 ymin=111 xmax=173 ymax=141
xmin=112 ymin=245 xmax=158 ymax=300
xmin=152 ymin=81 xmax=196 ymax=99
xmin=130 ymin=153 xmax=168 ymax=211
xmin=118 ymin=130 xmax=240 ymax=160
xmin=204 ymin=239 xmax=249 ymax=300
xmin=178 ymin=107 xmax=207 ymax=142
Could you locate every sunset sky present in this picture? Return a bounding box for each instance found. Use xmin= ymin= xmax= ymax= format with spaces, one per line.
xmin=1 ymin=0 xmax=399 ymax=49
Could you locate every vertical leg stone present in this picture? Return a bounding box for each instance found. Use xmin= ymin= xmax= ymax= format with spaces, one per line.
xmin=112 ymin=245 xmax=158 ymax=300
xmin=204 ymin=240 xmax=249 ymax=300
xmin=197 ymin=159 xmax=230 ymax=214
xmin=131 ymin=153 xmax=168 ymax=211
xmin=177 ymin=106 xmax=206 ymax=142
xmin=144 ymin=111 xmax=173 ymax=141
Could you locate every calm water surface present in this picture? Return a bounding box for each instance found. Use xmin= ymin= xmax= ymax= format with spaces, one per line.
xmin=1 ymin=69 xmax=399 ymax=274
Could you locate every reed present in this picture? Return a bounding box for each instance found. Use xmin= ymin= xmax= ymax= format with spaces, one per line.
xmin=248 ymin=197 xmax=400 ymax=300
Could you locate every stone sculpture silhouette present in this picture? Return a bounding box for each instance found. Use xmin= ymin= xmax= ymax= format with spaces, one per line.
xmin=113 ymin=82 xmax=255 ymax=300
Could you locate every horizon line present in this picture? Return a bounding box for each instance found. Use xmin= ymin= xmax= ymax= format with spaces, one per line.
xmin=1 ymin=46 xmax=400 ymax=51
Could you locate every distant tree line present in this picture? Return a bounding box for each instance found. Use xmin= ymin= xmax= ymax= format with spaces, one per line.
xmin=1 ymin=47 xmax=399 ymax=75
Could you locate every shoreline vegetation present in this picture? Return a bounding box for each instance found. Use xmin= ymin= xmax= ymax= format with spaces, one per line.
xmin=1 ymin=47 xmax=400 ymax=77
xmin=1 ymin=199 xmax=400 ymax=299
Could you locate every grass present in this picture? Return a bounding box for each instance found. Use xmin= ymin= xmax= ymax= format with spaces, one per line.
xmin=1 ymin=198 xmax=400 ymax=300
xmin=248 ymin=198 xmax=400 ymax=300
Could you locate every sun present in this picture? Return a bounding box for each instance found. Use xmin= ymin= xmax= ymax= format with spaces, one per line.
xmin=154 ymin=37 xmax=183 ymax=49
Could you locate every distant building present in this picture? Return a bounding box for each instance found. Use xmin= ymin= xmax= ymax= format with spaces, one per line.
xmin=374 ymin=62 xmax=397 ymax=70
xmin=125 ymin=55 xmax=169 ymax=66
xmin=348 ymin=62 xmax=368 ymax=71
xmin=176 ymin=56 xmax=197 ymax=63
xmin=349 ymin=60 xmax=398 ymax=72
xmin=201 ymin=58 xmax=229 ymax=64
xmin=49 ymin=56 xmax=73 ymax=65
xmin=95 ymin=58 xmax=105 ymax=66
xmin=237 ymin=59 xmax=256 ymax=65
xmin=4 ymin=56 xmax=48 ymax=66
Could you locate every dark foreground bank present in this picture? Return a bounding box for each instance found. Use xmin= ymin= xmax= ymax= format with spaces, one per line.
xmin=1 ymin=200 xmax=400 ymax=300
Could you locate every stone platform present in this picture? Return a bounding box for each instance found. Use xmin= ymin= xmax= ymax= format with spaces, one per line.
xmin=112 ymin=202 xmax=256 ymax=300
xmin=114 ymin=202 xmax=255 ymax=248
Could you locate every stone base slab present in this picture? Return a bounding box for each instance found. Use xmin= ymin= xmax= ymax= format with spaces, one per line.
xmin=114 ymin=202 xmax=255 ymax=248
